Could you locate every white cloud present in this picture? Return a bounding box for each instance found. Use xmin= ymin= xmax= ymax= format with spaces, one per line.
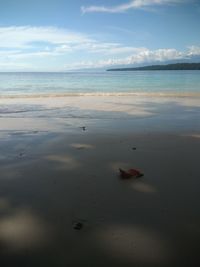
xmin=54 ymin=44 xmax=73 ymax=53
xmin=0 ymin=50 xmax=22 ymax=56
xmin=71 ymin=42 xmax=144 ymax=55
xmin=0 ymin=26 xmax=199 ymax=71
xmin=0 ymin=62 xmax=32 ymax=70
xmin=128 ymin=48 xmax=184 ymax=63
xmin=187 ymin=45 xmax=200 ymax=56
xmin=6 ymin=51 xmax=61 ymax=59
xmin=81 ymin=0 xmax=185 ymax=14
xmin=0 ymin=26 xmax=143 ymax=58
xmin=64 ymin=47 xmax=199 ymax=70
xmin=0 ymin=26 xmax=91 ymax=49
xmin=0 ymin=26 xmax=151 ymax=61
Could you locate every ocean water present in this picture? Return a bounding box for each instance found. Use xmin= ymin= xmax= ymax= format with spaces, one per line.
xmin=0 ymin=70 xmax=200 ymax=96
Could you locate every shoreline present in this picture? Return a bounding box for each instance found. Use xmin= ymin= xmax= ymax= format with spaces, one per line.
xmin=1 ymin=91 xmax=200 ymax=98
xmin=0 ymin=94 xmax=199 ymax=135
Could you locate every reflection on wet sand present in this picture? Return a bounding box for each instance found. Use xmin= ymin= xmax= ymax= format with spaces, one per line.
xmin=0 ymin=96 xmax=199 ymax=266
xmin=45 ymin=154 xmax=80 ymax=170
xmin=0 ymin=209 xmax=50 ymax=251
xmin=96 ymin=225 xmax=170 ymax=265
xmin=70 ymin=143 xmax=95 ymax=149
xmin=131 ymin=180 xmax=157 ymax=193
xmin=0 ymin=198 xmax=10 ymax=211
xmin=183 ymin=134 xmax=200 ymax=139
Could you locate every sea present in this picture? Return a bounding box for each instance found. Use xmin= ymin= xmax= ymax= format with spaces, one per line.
xmin=0 ymin=70 xmax=200 ymax=96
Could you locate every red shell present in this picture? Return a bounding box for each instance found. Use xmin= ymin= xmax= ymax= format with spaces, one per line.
xmin=119 ymin=168 xmax=143 ymax=179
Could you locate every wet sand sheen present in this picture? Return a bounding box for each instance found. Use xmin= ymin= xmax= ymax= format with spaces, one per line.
xmin=0 ymin=95 xmax=199 ymax=266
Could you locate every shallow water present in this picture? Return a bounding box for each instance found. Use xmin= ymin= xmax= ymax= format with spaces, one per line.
xmin=0 ymin=71 xmax=200 ymax=96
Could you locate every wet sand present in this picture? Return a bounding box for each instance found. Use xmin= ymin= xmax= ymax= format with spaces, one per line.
xmin=0 ymin=95 xmax=200 ymax=266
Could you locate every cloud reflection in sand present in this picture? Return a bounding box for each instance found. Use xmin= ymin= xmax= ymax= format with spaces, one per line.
xmin=96 ymin=224 xmax=170 ymax=264
xmin=46 ymin=154 xmax=80 ymax=170
xmin=70 ymin=143 xmax=95 ymax=149
xmin=131 ymin=180 xmax=157 ymax=193
xmin=0 ymin=209 xmax=50 ymax=251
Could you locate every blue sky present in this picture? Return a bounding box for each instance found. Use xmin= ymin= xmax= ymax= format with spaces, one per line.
xmin=0 ymin=0 xmax=200 ymax=71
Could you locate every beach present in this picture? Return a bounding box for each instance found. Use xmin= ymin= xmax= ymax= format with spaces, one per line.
xmin=1 ymin=0 xmax=200 ymax=264
xmin=0 ymin=94 xmax=200 ymax=266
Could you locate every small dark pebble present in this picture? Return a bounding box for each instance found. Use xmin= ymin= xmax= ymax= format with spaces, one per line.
xmin=73 ymin=222 xmax=83 ymax=230
xmin=79 ymin=126 xmax=86 ymax=131
xmin=132 ymin=147 xmax=137 ymax=150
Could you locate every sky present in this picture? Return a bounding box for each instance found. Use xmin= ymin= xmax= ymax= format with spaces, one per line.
xmin=0 ymin=0 xmax=200 ymax=71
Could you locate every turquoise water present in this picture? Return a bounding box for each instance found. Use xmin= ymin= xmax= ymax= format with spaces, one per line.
xmin=0 ymin=71 xmax=200 ymax=96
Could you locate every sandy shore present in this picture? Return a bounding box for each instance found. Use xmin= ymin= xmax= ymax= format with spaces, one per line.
xmin=0 ymin=95 xmax=200 ymax=266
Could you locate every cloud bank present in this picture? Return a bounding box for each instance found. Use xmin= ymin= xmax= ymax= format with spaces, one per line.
xmin=64 ymin=46 xmax=200 ymax=70
xmin=0 ymin=26 xmax=199 ymax=71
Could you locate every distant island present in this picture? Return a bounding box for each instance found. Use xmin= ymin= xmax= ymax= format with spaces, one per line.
xmin=107 ymin=63 xmax=200 ymax=71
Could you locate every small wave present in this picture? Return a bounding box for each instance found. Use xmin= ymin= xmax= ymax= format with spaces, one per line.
xmin=0 ymin=91 xmax=200 ymax=99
